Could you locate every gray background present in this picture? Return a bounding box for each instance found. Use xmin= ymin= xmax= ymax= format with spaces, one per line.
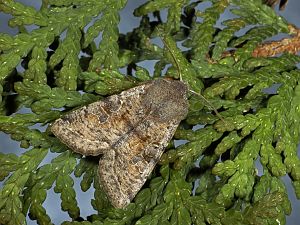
xmin=0 ymin=0 xmax=300 ymax=224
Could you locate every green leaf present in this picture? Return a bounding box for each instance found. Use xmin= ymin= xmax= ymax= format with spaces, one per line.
xmin=0 ymin=148 xmax=47 ymax=225
xmin=0 ymin=1 xmax=300 ymax=224
xmin=0 ymin=153 xmax=19 ymax=181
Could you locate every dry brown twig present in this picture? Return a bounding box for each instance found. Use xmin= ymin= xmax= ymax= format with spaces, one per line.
xmin=215 ymin=24 xmax=300 ymax=60
xmin=263 ymin=0 xmax=289 ymax=10
xmin=252 ymin=24 xmax=300 ymax=57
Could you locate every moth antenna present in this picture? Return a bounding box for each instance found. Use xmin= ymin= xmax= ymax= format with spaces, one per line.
xmin=158 ymin=31 xmax=226 ymax=123
xmin=158 ymin=32 xmax=183 ymax=82
xmin=189 ymin=90 xmax=226 ymax=124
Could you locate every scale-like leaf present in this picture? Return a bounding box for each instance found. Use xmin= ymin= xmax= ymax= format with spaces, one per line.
xmin=0 ymin=0 xmax=299 ymax=224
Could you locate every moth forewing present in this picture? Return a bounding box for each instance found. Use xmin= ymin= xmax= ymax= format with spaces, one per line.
xmin=51 ymin=78 xmax=188 ymax=208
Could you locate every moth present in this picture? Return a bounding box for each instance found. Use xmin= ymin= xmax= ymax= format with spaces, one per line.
xmin=51 ymin=78 xmax=188 ymax=208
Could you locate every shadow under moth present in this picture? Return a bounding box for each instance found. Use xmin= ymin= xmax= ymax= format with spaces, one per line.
xmin=51 ymin=78 xmax=188 ymax=208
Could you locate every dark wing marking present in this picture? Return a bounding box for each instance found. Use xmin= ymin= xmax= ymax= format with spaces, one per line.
xmin=51 ymin=83 xmax=151 ymax=156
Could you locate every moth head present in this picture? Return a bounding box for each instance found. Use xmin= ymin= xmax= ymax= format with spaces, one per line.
xmin=144 ymin=78 xmax=189 ymax=122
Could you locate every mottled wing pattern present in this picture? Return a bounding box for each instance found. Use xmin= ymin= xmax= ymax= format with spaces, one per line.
xmin=98 ymin=79 xmax=189 ymax=208
xmin=98 ymin=118 xmax=179 ymax=208
xmin=51 ymin=79 xmax=188 ymax=208
xmin=51 ymin=83 xmax=151 ymax=156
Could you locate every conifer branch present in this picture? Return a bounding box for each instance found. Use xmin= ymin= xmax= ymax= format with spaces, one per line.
xmin=0 ymin=1 xmax=299 ymax=224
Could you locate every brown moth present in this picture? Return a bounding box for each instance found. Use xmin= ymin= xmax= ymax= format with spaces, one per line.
xmin=51 ymin=78 xmax=188 ymax=208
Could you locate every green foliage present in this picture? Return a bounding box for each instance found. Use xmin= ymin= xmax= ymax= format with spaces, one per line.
xmin=0 ymin=0 xmax=300 ymax=224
